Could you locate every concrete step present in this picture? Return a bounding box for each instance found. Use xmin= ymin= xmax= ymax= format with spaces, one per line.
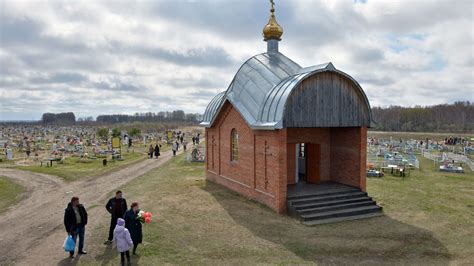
xmin=287 ymin=187 xmax=359 ymax=200
xmin=302 ymin=212 xmax=384 ymax=226
xmin=296 ymin=201 xmax=377 ymax=215
xmin=300 ymin=205 xmax=382 ymax=221
xmin=289 ymin=191 xmax=367 ymax=206
xmin=294 ymin=196 xmax=373 ymax=210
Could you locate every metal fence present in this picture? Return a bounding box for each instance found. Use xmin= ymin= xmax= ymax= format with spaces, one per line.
xmin=421 ymin=149 xmax=474 ymax=171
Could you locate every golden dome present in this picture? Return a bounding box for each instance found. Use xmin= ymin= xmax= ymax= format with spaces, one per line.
xmin=262 ymin=2 xmax=283 ymax=41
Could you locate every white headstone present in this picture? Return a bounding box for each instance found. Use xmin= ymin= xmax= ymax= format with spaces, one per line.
xmin=6 ymin=149 xmax=13 ymax=160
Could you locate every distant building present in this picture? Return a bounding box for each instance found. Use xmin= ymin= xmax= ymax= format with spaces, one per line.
xmin=201 ymin=2 xmax=381 ymax=224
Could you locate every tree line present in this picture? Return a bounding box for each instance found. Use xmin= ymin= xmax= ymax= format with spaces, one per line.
xmin=95 ymin=111 xmax=199 ymax=123
xmin=41 ymin=110 xmax=200 ymax=124
xmin=41 ymin=112 xmax=76 ymax=124
xmin=371 ymin=101 xmax=473 ymax=133
xmin=38 ymin=102 xmax=474 ymax=133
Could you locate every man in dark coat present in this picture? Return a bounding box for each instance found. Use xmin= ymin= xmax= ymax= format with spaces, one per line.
xmin=64 ymin=196 xmax=88 ymax=258
xmin=104 ymin=190 xmax=128 ymax=244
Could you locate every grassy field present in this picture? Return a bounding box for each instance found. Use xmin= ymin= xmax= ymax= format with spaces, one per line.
xmin=368 ymin=130 xmax=473 ymax=141
xmin=0 ymin=176 xmax=25 ymax=214
xmin=15 ymin=151 xmax=146 ymax=181
xmin=77 ymin=153 xmax=473 ymax=265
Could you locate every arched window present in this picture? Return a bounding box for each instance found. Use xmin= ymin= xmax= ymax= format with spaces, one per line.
xmin=231 ymin=129 xmax=239 ymax=162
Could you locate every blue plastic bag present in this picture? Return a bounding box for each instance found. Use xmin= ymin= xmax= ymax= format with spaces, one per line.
xmin=63 ymin=235 xmax=76 ymax=252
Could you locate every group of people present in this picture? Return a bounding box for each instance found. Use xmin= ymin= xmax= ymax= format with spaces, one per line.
xmin=445 ymin=136 xmax=469 ymax=146
xmin=191 ymin=133 xmax=200 ymax=145
xmin=63 ymin=191 xmax=143 ymax=266
xmin=148 ymin=144 xmax=161 ymax=159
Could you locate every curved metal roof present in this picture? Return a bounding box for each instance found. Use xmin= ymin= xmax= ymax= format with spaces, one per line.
xmin=200 ymin=91 xmax=225 ymax=127
xmin=201 ymin=52 xmax=300 ymax=126
xmin=200 ymin=52 xmax=373 ymax=129
xmin=255 ymin=62 xmax=373 ymax=128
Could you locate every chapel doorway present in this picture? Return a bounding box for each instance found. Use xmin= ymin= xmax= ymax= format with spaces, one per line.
xmin=295 ymin=143 xmax=321 ymax=184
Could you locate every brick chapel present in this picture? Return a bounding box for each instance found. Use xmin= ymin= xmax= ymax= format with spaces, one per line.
xmin=201 ymin=2 xmax=381 ymax=223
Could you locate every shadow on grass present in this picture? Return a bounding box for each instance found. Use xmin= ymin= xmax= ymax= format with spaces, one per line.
xmin=202 ymin=181 xmax=452 ymax=265
xmin=87 ymin=244 xmax=141 ymax=266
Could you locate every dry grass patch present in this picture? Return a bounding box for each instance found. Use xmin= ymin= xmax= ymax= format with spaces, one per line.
xmin=77 ymin=153 xmax=474 ymax=265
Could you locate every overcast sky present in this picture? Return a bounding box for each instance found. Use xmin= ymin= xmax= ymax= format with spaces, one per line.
xmin=0 ymin=0 xmax=473 ymax=120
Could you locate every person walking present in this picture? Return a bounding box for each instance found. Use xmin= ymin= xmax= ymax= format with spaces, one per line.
xmin=64 ymin=196 xmax=88 ymax=258
xmin=154 ymin=144 xmax=160 ymax=159
xmin=183 ymin=140 xmax=188 ymax=152
xmin=113 ymin=218 xmax=133 ymax=266
xmin=105 ymin=191 xmax=128 ymax=245
xmin=172 ymin=142 xmax=177 ymax=157
xmin=148 ymin=144 xmax=153 ymax=159
xmin=123 ymin=202 xmax=143 ymax=255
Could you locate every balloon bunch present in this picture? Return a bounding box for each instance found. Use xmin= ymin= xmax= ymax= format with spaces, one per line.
xmin=144 ymin=211 xmax=152 ymax=224
xmin=137 ymin=210 xmax=153 ymax=224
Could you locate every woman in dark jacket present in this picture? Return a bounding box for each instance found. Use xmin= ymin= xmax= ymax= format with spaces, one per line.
xmin=154 ymin=144 xmax=160 ymax=159
xmin=123 ymin=202 xmax=142 ymax=255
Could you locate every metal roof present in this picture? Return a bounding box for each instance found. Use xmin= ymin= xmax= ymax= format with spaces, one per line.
xmin=200 ymin=52 xmax=373 ymax=129
xmin=200 ymin=91 xmax=226 ymax=127
xmin=201 ymin=52 xmax=300 ymax=127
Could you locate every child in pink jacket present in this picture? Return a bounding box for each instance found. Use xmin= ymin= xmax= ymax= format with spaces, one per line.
xmin=113 ymin=218 xmax=133 ymax=266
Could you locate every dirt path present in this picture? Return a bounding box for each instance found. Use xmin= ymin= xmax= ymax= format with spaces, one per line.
xmin=0 ymin=150 xmax=179 ymax=265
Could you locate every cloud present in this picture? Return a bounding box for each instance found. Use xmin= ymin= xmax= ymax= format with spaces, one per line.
xmin=29 ymin=72 xmax=88 ymax=84
xmin=0 ymin=0 xmax=473 ymax=120
xmin=126 ymin=44 xmax=234 ymax=67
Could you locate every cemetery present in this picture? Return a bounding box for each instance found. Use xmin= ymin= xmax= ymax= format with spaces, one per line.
xmin=367 ymin=134 xmax=473 ymax=178
xmin=0 ymin=124 xmax=203 ymax=180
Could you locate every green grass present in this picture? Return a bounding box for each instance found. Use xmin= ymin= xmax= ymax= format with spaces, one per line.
xmin=79 ymin=154 xmax=473 ymax=265
xmin=0 ymin=176 xmax=25 ymax=213
xmin=16 ymin=152 xmax=146 ymax=181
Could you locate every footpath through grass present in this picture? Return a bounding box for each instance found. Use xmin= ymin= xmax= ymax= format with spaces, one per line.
xmin=0 ymin=176 xmax=25 ymax=214
xmin=16 ymin=151 xmax=146 ymax=181
xmin=79 ymin=154 xmax=473 ymax=265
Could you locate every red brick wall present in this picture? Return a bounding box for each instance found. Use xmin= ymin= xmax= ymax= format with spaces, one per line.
xmin=330 ymin=127 xmax=367 ymax=191
xmin=286 ymin=142 xmax=296 ymax=185
xmin=205 ymin=101 xmax=288 ymax=213
xmin=359 ymin=127 xmax=367 ymax=191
